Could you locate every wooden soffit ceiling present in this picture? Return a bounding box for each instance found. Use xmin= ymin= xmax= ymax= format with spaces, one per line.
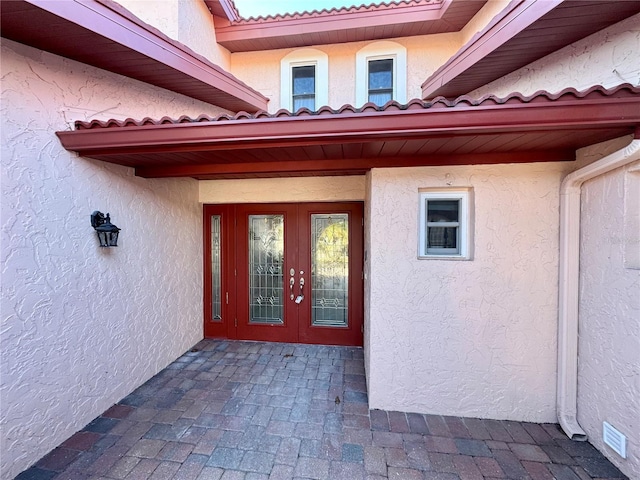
xmin=211 ymin=0 xmax=487 ymax=52
xmin=0 ymin=0 xmax=268 ymax=113
xmin=422 ymin=0 xmax=640 ymax=99
xmin=55 ymin=85 xmax=640 ymax=180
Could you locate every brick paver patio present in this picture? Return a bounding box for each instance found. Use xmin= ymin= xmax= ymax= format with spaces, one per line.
xmin=17 ymin=340 xmax=627 ymax=480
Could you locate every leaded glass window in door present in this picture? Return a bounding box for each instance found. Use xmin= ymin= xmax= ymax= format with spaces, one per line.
xmin=249 ymin=215 xmax=285 ymax=324
xmin=311 ymin=214 xmax=349 ymax=327
xmin=210 ymin=215 xmax=222 ymax=321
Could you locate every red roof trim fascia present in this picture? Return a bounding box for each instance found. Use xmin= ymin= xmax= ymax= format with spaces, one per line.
xmin=203 ymin=0 xmax=240 ymax=22
xmin=214 ymin=0 xmax=446 ymax=49
xmin=421 ymin=0 xmax=561 ymax=98
xmin=231 ymin=0 xmax=442 ymax=23
xmin=89 ymin=0 xmax=268 ymax=110
xmin=133 ymin=150 xmax=573 ymax=179
xmin=56 ymin=86 xmax=640 ymax=154
xmin=5 ymin=0 xmax=267 ymax=112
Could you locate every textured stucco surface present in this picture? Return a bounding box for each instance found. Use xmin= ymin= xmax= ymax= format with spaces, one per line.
xmin=366 ymin=163 xmax=570 ymax=422
xmin=459 ymin=0 xmax=512 ymax=47
xmin=199 ymin=176 xmax=366 ymax=203
xmin=230 ymin=34 xmax=459 ymax=112
xmin=227 ymin=0 xmax=513 ymax=112
xmin=470 ymin=13 xmax=640 ymax=98
xmin=576 ymin=149 xmax=640 ymax=478
xmin=114 ymin=0 xmax=231 ymax=69
xmin=0 ymin=40 xmax=223 ymax=478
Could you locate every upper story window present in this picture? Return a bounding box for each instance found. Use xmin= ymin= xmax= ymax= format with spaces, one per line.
xmin=418 ymin=189 xmax=473 ymax=260
xmin=281 ymin=49 xmax=328 ymax=112
xmin=368 ymin=58 xmax=393 ymax=105
xmin=356 ymin=41 xmax=406 ymax=107
xmin=292 ymin=65 xmax=316 ymax=111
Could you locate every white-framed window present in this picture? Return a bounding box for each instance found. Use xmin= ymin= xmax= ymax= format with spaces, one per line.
xmin=292 ymin=64 xmax=316 ymax=111
xmin=356 ymin=41 xmax=407 ymax=107
xmin=367 ymin=58 xmax=393 ymax=105
xmin=280 ymin=49 xmax=328 ymax=112
xmin=418 ymin=189 xmax=472 ymax=259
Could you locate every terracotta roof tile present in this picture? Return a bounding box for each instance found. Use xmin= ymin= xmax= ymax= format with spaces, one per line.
xmin=232 ymin=0 xmax=439 ymax=23
xmin=74 ymin=84 xmax=640 ymax=130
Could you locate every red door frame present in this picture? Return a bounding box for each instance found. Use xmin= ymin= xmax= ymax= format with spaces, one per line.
xmin=235 ymin=203 xmax=299 ymax=343
xmin=297 ymin=202 xmax=364 ymax=346
xmin=203 ymin=202 xmax=364 ymax=346
xmin=203 ymin=204 xmax=235 ymax=339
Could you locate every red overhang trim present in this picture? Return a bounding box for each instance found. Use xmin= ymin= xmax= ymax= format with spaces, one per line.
xmin=55 ymin=85 xmax=640 ymax=179
xmin=57 ymin=85 xmax=640 ymax=153
xmin=212 ymin=0 xmax=485 ymax=52
xmin=1 ymin=0 xmax=268 ymax=112
xmin=229 ymin=0 xmax=443 ymax=23
xmin=421 ymin=0 xmax=640 ymax=99
xmin=132 ymin=150 xmax=575 ymax=179
xmin=203 ymin=0 xmax=240 ymax=22
xmin=421 ymin=0 xmax=559 ymax=98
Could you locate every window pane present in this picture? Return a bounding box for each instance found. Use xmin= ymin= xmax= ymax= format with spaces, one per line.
xmin=427 ymin=226 xmax=458 ymax=250
xmin=427 ymin=200 xmax=459 ymax=223
xmin=368 ymin=59 xmax=393 ymax=90
xmin=211 ymin=215 xmax=222 ymax=321
xmin=293 ymin=65 xmax=315 ymax=94
xmin=368 ymin=59 xmax=393 ymax=105
xmin=249 ymin=215 xmax=284 ymax=325
xmin=293 ymin=95 xmax=315 ymax=111
xmin=311 ymin=214 xmax=349 ymax=327
xmin=292 ymin=65 xmax=316 ymax=110
xmin=419 ymin=192 xmax=470 ymax=258
xmin=368 ymin=91 xmax=392 ymax=106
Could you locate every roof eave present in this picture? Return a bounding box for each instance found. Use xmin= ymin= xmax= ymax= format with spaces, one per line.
xmin=214 ymin=0 xmax=486 ymax=52
xmin=422 ymin=0 xmax=640 ymax=99
xmin=421 ymin=0 xmax=561 ymax=99
xmin=203 ymin=0 xmax=240 ymax=22
xmin=56 ymin=87 xmax=640 ymax=179
xmin=0 ymin=0 xmax=268 ymax=112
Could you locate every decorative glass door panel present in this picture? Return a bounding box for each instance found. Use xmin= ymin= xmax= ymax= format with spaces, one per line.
xmin=248 ymin=215 xmax=284 ymax=325
xmin=204 ymin=202 xmax=363 ymax=346
xmin=203 ymin=206 xmax=231 ymax=339
xmin=210 ymin=215 xmax=223 ymax=322
xmin=311 ymin=213 xmax=348 ymax=327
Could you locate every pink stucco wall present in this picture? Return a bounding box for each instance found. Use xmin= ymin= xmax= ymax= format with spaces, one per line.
xmin=230 ymin=34 xmax=459 ymax=112
xmin=576 ymin=142 xmax=640 ymax=479
xmin=0 ymin=39 xmax=227 ymax=478
xmin=470 ymin=13 xmax=640 ymax=98
xmin=365 ymin=163 xmax=570 ymax=422
xmin=466 ymin=12 xmax=640 ymax=475
xmin=114 ymin=0 xmax=232 ymax=69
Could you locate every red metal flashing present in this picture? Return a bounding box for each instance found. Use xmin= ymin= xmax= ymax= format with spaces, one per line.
xmin=230 ymin=0 xmax=441 ymax=22
xmin=214 ymin=0 xmax=486 ymax=52
xmin=422 ymin=0 xmax=640 ymax=99
xmin=0 ymin=0 xmax=268 ymax=112
xmin=56 ymin=85 xmax=640 ymax=179
xmin=203 ymin=0 xmax=240 ymax=22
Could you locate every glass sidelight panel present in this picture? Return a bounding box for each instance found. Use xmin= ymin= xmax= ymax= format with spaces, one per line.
xmin=210 ymin=215 xmax=222 ymax=321
xmin=249 ymin=215 xmax=285 ymax=325
xmin=311 ymin=214 xmax=349 ymax=327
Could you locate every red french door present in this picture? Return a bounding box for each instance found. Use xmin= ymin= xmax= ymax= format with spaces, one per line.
xmin=203 ymin=202 xmax=363 ymax=346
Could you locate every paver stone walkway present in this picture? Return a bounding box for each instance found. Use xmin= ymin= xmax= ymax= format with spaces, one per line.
xmin=17 ymin=340 xmax=628 ymax=480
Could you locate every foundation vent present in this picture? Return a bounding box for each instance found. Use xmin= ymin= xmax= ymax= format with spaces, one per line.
xmin=603 ymin=422 xmax=626 ymax=458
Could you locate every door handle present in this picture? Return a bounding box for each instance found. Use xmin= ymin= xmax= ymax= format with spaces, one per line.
xmin=289 ymin=268 xmax=295 ymax=300
xmin=295 ymin=272 xmax=305 ymax=304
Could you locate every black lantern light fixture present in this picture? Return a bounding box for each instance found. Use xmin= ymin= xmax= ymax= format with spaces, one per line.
xmin=91 ymin=211 xmax=121 ymax=247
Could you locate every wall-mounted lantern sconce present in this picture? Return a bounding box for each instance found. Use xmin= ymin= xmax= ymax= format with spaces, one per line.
xmin=91 ymin=211 xmax=121 ymax=247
